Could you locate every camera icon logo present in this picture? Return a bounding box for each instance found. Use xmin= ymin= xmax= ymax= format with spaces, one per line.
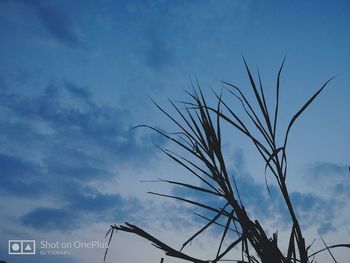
xmin=8 ymin=240 xmax=35 ymax=255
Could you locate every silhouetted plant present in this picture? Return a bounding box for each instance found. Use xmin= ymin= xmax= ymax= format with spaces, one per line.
xmin=105 ymin=58 xmax=349 ymax=263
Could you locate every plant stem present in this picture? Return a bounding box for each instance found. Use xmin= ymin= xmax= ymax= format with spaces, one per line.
xmin=280 ymin=177 xmax=308 ymax=263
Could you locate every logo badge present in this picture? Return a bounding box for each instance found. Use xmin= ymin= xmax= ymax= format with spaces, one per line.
xmin=8 ymin=240 xmax=35 ymax=255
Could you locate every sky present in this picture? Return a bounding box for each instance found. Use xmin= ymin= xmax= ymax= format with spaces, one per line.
xmin=0 ymin=0 xmax=349 ymax=262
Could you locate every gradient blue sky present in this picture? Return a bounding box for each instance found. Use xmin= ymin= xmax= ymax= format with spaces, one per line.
xmin=0 ymin=1 xmax=349 ymax=262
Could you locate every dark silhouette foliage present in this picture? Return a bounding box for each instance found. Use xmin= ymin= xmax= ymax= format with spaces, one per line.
xmin=105 ymin=58 xmax=349 ymax=263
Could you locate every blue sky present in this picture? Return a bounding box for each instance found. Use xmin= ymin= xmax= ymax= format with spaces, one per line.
xmin=0 ymin=0 xmax=349 ymax=262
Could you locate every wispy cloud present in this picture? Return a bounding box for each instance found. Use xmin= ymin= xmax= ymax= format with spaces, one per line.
xmin=305 ymin=161 xmax=350 ymax=198
xmin=0 ymin=80 xmax=160 ymax=232
xmin=306 ymin=162 xmax=347 ymax=179
xmin=0 ymin=153 xmax=46 ymax=198
xmin=19 ymin=0 xmax=82 ymax=47
xmin=21 ymin=207 xmax=79 ymax=231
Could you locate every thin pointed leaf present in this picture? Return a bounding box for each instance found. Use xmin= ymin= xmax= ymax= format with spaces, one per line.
xmin=216 ymin=210 xmax=234 ymax=257
xmin=320 ymin=235 xmax=338 ymax=263
xmin=181 ymin=203 xmax=229 ymax=251
xmin=212 ymin=236 xmax=244 ymax=263
xmin=148 ymin=192 xmax=234 ymax=218
xmin=273 ymin=56 xmax=286 ymax=137
xmin=158 ymin=146 xmax=219 ymax=192
xmin=308 ymin=243 xmax=350 ymax=258
xmin=160 ymin=178 xmax=223 ymax=197
xmin=283 ymin=77 xmax=335 ymax=148
xmin=257 ymin=68 xmax=274 ymax=137
xmin=242 ymin=57 xmax=272 ymax=137
xmin=225 ymin=87 xmax=274 ymax=148
xmin=193 ymin=212 xmax=240 ymax=234
xmin=104 ymin=226 xmax=117 ymax=262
